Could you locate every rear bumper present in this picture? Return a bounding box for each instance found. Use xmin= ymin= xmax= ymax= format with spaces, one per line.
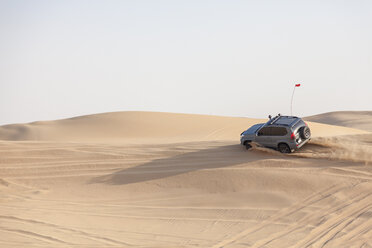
xmin=294 ymin=138 xmax=311 ymax=149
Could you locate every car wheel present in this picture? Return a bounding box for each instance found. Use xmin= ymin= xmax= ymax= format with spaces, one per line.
xmin=244 ymin=141 xmax=252 ymax=150
xmin=299 ymin=126 xmax=311 ymax=139
xmin=278 ymin=143 xmax=291 ymax=153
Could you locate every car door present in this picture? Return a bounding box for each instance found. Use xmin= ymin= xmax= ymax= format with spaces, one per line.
xmin=270 ymin=126 xmax=288 ymax=147
xmin=255 ymin=127 xmax=272 ymax=146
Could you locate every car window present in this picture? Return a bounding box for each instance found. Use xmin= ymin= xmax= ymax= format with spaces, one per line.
xmin=257 ymin=127 xmax=271 ymax=136
xmin=271 ymin=127 xmax=288 ymax=136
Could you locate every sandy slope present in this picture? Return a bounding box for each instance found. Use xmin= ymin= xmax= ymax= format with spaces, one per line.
xmin=0 ymin=111 xmax=372 ymax=247
xmin=0 ymin=111 xmax=367 ymax=142
xmin=0 ymin=112 xmax=264 ymax=143
xmin=305 ymin=111 xmax=372 ymax=132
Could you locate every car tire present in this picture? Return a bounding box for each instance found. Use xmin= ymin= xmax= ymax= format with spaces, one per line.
xmin=299 ymin=126 xmax=311 ymax=139
xmin=244 ymin=141 xmax=252 ymax=150
xmin=278 ymin=143 xmax=291 ymax=153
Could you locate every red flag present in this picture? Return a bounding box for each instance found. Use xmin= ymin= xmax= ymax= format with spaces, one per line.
xmin=295 ymin=84 xmax=301 ymax=87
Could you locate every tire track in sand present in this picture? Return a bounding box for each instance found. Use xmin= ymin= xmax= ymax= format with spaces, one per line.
xmin=0 ymin=215 xmax=132 ymax=246
xmin=1 ymin=228 xmax=67 ymax=244
xmin=211 ymin=182 xmax=356 ymax=248
xmin=249 ymin=186 xmax=372 ymax=247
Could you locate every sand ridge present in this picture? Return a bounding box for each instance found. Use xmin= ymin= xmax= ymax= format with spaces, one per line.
xmin=0 ymin=111 xmax=367 ymax=143
xmin=305 ymin=111 xmax=372 ymax=132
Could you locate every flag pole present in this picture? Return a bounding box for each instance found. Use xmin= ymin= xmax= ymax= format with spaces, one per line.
xmin=290 ymin=85 xmax=296 ymax=116
xmin=291 ymin=83 xmax=301 ymax=116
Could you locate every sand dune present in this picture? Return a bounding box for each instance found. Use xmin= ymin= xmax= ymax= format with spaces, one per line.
xmin=305 ymin=111 xmax=372 ymax=132
xmin=0 ymin=112 xmax=263 ymax=143
xmin=0 ymin=111 xmax=367 ymax=142
xmin=1 ymin=111 xmax=372 ymax=247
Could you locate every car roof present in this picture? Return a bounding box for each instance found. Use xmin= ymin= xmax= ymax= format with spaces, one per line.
xmin=266 ymin=115 xmax=301 ymax=127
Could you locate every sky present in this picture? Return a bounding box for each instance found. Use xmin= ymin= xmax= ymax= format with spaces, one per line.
xmin=0 ymin=0 xmax=371 ymax=125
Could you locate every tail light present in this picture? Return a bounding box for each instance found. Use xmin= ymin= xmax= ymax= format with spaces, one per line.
xmin=290 ymin=132 xmax=295 ymax=140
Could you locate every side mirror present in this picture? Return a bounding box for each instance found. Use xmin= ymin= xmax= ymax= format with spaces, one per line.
xmin=268 ymin=115 xmax=272 ymax=119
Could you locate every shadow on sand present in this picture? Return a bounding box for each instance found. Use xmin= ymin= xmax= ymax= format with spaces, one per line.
xmin=90 ymin=144 xmax=282 ymax=185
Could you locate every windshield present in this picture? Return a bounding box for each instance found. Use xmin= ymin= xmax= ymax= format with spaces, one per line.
xmin=243 ymin=123 xmax=264 ymax=135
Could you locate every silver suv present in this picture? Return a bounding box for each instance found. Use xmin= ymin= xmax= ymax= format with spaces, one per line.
xmin=240 ymin=115 xmax=311 ymax=153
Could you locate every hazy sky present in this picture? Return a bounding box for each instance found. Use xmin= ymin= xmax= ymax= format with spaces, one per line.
xmin=1 ymin=0 xmax=371 ymax=125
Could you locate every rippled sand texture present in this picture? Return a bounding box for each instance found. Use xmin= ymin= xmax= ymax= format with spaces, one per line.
xmin=1 ymin=111 xmax=371 ymax=247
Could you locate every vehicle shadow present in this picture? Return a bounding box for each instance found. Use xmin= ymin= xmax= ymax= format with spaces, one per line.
xmin=90 ymin=144 xmax=281 ymax=185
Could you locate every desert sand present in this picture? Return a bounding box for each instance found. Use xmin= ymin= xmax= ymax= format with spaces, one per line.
xmin=0 ymin=111 xmax=371 ymax=247
xmin=305 ymin=111 xmax=372 ymax=132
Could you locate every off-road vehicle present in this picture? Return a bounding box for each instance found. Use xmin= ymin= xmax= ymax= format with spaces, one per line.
xmin=240 ymin=114 xmax=311 ymax=153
